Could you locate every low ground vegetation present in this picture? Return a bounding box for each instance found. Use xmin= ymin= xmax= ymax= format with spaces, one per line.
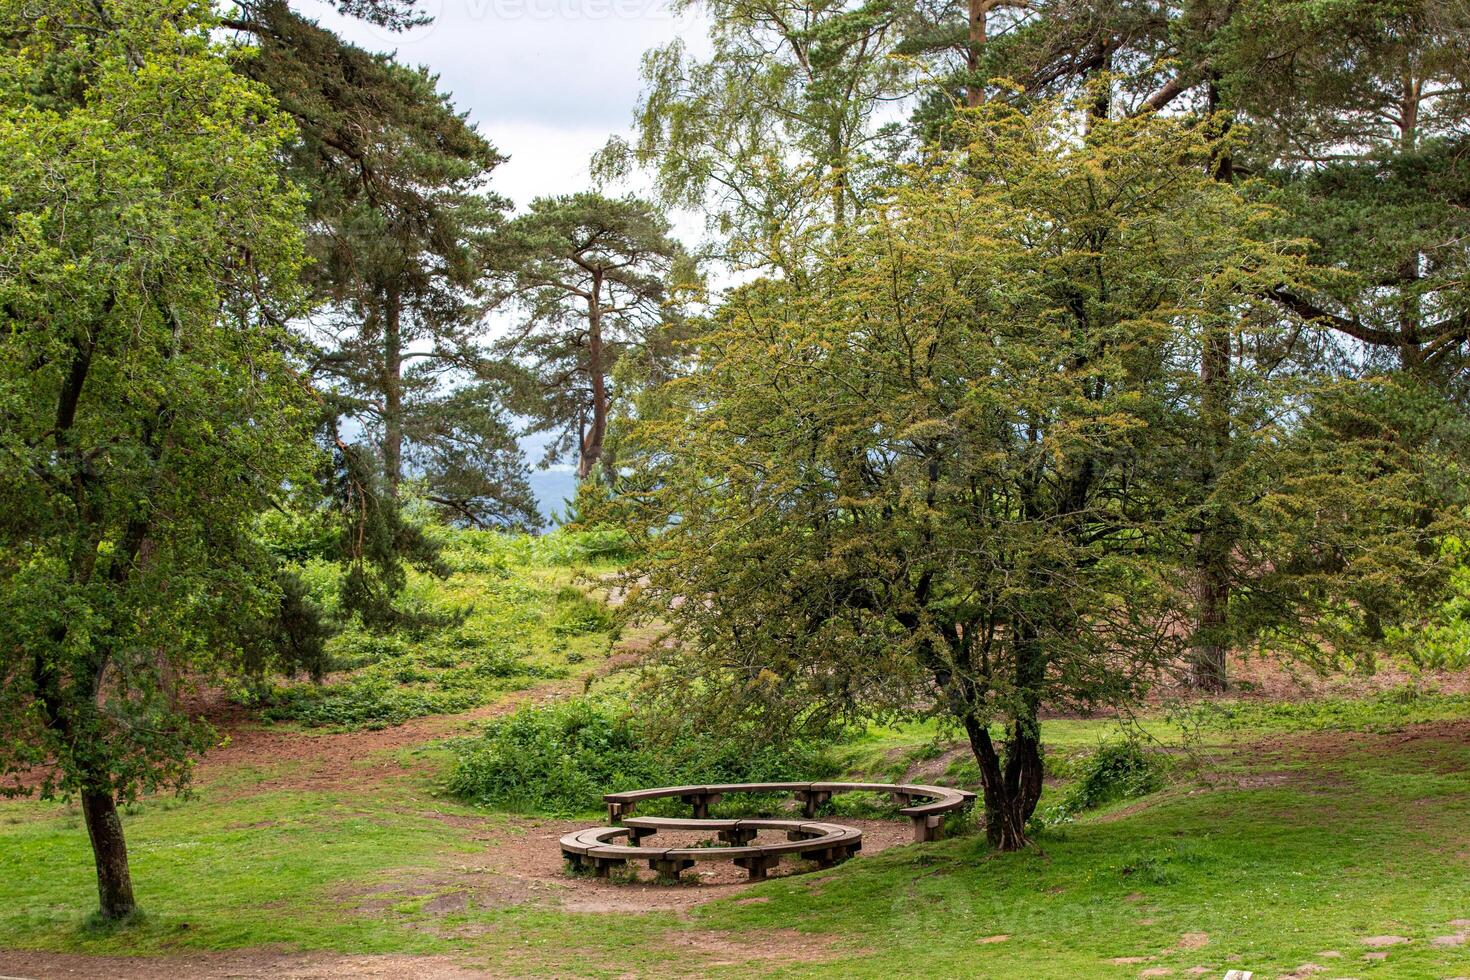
xmin=445 ymin=697 xmax=839 ymax=815
xmin=238 ymin=529 xmax=622 ymax=730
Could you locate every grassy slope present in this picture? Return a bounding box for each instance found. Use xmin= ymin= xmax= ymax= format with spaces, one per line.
xmin=2 ymin=532 xmax=1469 ymax=978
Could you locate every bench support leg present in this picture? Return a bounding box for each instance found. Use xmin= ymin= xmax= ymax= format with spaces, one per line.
xmin=796 ymin=790 xmax=831 ymax=818
xmin=911 ymin=816 xmax=942 ymax=843
xmin=735 ymin=855 xmax=781 ymax=881
xmin=649 ymin=858 xmax=696 ymax=882
xmin=683 ymin=792 xmax=722 ymax=819
xmin=593 ymin=858 xmax=626 ymax=878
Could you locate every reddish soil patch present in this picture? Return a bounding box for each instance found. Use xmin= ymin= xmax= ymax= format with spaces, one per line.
xmin=462 ymin=815 xmax=918 ymax=914
xmin=0 ymin=950 xmax=487 ymax=979
xmin=197 ymin=683 xmax=579 ymax=796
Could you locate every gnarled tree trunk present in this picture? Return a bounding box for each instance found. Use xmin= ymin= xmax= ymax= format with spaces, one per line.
xmin=957 ymin=630 xmax=1046 ymax=851
xmin=82 ymin=789 xmax=136 ymax=920
xmin=963 ymin=716 xmax=1043 ymax=851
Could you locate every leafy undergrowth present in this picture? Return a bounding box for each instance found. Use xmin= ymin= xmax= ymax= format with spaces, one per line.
xmin=444 ymin=697 xmax=840 ymax=815
xmin=243 ymin=529 xmax=623 ymax=730
xmin=1034 ymin=740 xmax=1170 ymax=828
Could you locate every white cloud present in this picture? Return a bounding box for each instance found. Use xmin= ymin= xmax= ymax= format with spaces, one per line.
xmin=291 ymin=0 xmax=709 ymax=207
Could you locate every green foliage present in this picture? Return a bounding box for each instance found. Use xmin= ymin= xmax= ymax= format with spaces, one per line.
xmin=491 ymin=192 xmax=692 ymax=484
xmin=597 ymin=0 xmax=918 ymax=255
xmin=231 ymin=0 xmax=536 ymax=530
xmin=239 ymin=570 xmax=332 ymax=685
xmin=0 ymin=0 xmax=312 ymax=801
xmin=244 ymin=529 xmax=627 ymax=730
xmin=549 ymin=587 xmax=616 ymax=637
xmin=445 ymin=698 xmax=838 ymax=815
xmin=526 ymin=527 xmax=635 ymax=566
xmin=1391 ymin=550 xmax=1470 ymax=670
xmin=1037 ymin=742 xmax=1169 ymax=828
xmin=616 ymin=96 xmax=1340 ymax=847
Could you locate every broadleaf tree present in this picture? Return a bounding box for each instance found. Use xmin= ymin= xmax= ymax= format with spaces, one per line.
xmin=615 ymin=99 xmax=1466 ymax=849
xmin=594 ymin=0 xmax=919 ymax=269
xmin=0 ymin=0 xmax=316 ymax=918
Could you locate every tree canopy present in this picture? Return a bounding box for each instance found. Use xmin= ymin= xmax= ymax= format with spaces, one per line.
xmin=0 ymin=0 xmax=315 ymax=918
xmin=615 ymin=99 xmax=1467 ymax=849
xmin=494 ymin=193 xmax=691 ymax=484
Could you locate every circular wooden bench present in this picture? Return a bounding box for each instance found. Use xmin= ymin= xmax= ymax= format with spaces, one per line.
xmin=603 ymin=781 xmax=975 ymax=843
xmin=560 ymin=817 xmax=863 ymax=881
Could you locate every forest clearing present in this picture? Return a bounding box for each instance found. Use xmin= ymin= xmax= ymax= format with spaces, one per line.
xmin=4 ymin=0 xmax=1470 ymax=977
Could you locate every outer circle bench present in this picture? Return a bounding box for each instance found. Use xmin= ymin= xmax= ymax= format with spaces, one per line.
xmin=603 ymin=781 xmax=975 ymax=843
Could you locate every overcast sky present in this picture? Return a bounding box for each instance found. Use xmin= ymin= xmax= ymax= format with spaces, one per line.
xmin=291 ymin=0 xmax=707 ymax=211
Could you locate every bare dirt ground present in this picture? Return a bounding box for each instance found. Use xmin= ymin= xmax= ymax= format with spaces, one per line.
xmin=0 ymin=950 xmax=491 ymax=980
xmin=1154 ymin=651 xmax=1470 ymax=702
xmin=467 ymin=816 xmax=917 ymax=913
xmin=195 ymin=681 xmax=581 ymax=796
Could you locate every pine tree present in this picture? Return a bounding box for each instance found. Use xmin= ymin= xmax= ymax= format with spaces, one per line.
xmin=493 ymin=194 xmax=691 ymax=484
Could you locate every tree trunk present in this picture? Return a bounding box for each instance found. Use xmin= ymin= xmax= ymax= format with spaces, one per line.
xmin=1189 ymin=80 xmax=1233 ymax=694
xmin=959 ymin=627 xmax=1045 ymax=851
xmin=1190 ymin=317 xmax=1231 ymax=693
xmin=1396 ymin=70 xmax=1424 ymax=375
xmin=963 ymin=716 xmax=1043 ymax=851
xmin=82 ymin=789 xmax=136 ymax=920
xmin=382 ymin=286 xmax=404 ymax=496
xmin=966 ymin=0 xmax=987 ymax=108
xmin=579 ymin=276 xmax=609 ymax=482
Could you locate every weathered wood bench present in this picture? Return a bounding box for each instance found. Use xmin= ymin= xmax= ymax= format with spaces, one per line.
xmin=560 ymin=817 xmax=863 ymax=881
xmin=604 ymin=782 xmax=808 ymax=822
xmin=603 ymin=781 xmax=975 ymax=843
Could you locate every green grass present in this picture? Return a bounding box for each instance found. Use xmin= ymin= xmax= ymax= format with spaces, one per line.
xmin=0 ymin=789 xmax=471 ymax=954
xmin=246 ymin=529 xmax=624 ymax=730
xmin=5 ymin=530 xmax=1470 ymax=976
xmin=4 ymin=706 xmax=1469 ymax=977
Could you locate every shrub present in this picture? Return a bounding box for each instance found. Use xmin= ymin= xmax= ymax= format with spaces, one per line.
xmin=1035 ymin=741 xmax=1167 ymax=828
xmin=260 ymin=677 xmax=483 ymax=729
xmin=445 ymin=698 xmax=838 ymax=815
xmin=531 ymin=528 xmax=634 ymax=566
xmin=549 ymin=586 xmax=615 ymax=636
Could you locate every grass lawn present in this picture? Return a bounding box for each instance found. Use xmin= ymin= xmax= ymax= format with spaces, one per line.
xmin=3 ymin=711 xmax=1468 ymax=977
xmin=3 ymin=531 xmax=1468 ymax=978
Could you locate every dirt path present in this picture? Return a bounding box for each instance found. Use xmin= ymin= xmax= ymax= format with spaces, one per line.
xmin=196 ymin=681 xmax=580 ymax=796
xmin=0 ymin=950 xmax=492 ymax=980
